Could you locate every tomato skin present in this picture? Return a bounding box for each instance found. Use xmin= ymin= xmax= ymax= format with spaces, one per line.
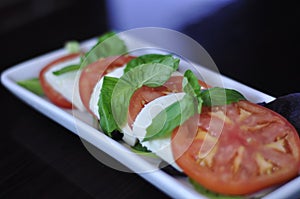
xmin=171 ymin=100 xmax=300 ymax=195
xmin=39 ymin=53 xmax=81 ymax=109
xmin=79 ymin=55 xmax=135 ymax=115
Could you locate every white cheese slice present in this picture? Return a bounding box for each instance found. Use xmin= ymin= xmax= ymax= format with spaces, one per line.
xmin=132 ymin=93 xmax=186 ymax=171
xmin=121 ymin=123 xmax=138 ymax=147
xmin=89 ymin=66 xmax=125 ymax=119
xmin=44 ymin=56 xmax=85 ymax=111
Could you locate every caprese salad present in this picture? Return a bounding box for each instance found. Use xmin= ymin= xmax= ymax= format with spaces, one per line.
xmin=17 ymin=32 xmax=300 ymax=198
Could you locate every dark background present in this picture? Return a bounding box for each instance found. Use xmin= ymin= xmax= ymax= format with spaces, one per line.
xmin=0 ymin=0 xmax=299 ymax=198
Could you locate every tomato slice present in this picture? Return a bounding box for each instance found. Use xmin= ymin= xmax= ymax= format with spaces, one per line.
xmin=39 ymin=53 xmax=81 ymax=108
xmin=79 ymin=55 xmax=135 ymax=115
xmin=128 ymin=76 xmax=209 ymax=128
xmin=171 ymin=100 xmax=300 ymax=195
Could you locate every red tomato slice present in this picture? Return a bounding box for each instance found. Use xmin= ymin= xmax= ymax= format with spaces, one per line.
xmin=171 ymin=100 xmax=300 ymax=195
xmin=128 ymin=76 xmax=209 ymax=128
xmin=39 ymin=53 xmax=81 ymax=108
xmin=79 ymin=55 xmax=135 ymax=115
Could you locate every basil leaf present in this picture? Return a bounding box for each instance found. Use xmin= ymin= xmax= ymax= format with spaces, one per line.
xmin=183 ymin=70 xmax=201 ymax=97
xmin=183 ymin=69 xmax=203 ymax=113
xmin=143 ymin=70 xmax=203 ymax=142
xmin=124 ymin=54 xmax=180 ymax=73
xmin=143 ymin=70 xmax=202 ymax=141
xmin=189 ymin=178 xmax=242 ymax=199
xmin=98 ymin=31 xmax=116 ymax=43
xmin=98 ymin=76 xmax=119 ymax=136
xmin=17 ymin=78 xmax=44 ymax=95
xmin=64 ymin=41 xmax=80 ymax=53
xmin=131 ymin=141 xmax=151 ymax=153
xmin=144 ymin=94 xmax=197 ymax=141
xmin=52 ymin=64 xmax=80 ymax=76
xmin=81 ymin=31 xmax=127 ymax=68
xmin=56 ymin=32 xmax=127 ymax=75
xmin=201 ymin=87 xmax=246 ymax=106
xmin=131 ymin=142 xmax=157 ymax=158
xmin=111 ymin=63 xmax=176 ymax=129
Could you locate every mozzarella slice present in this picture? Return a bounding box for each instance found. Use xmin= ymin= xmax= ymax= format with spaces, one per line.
xmin=132 ymin=93 xmax=186 ymax=171
xmin=44 ymin=56 xmax=85 ymax=111
xmin=121 ymin=123 xmax=138 ymax=147
xmin=89 ymin=66 xmax=125 ymax=120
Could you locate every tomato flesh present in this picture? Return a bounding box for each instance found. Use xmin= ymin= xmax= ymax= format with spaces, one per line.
xmin=39 ymin=53 xmax=81 ymax=108
xmin=79 ymin=55 xmax=135 ymax=115
xmin=171 ymin=100 xmax=300 ymax=195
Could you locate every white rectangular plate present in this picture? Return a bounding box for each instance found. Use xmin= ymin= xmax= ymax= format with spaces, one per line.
xmin=1 ymin=36 xmax=300 ymax=199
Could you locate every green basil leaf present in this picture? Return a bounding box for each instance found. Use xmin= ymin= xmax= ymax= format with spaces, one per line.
xmin=64 ymin=41 xmax=80 ymax=53
xmin=189 ymin=178 xmax=242 ymax=199
xmin=183 ymin=69 xmax=203 ymax=113
xmin=183 ymin=70 xmax=201 ymax=97
xmin=200 ymin=87 xmax=246 ymax=106
xmin=143 ymin=70 xmax=202 ymax=142
xmin=81 ymin=31 xmax=127 ymax=68
xmin=130 ymin=142 xmax=157 ymax=158
xmin=143 ymin=94 xmax=197 ymax=141
xmin=124 ymin=54 xmax=180 ymax=73
xmin=52 ymin=64 xmax=80 ymax=76
xmin=17 ymin=78 xmax=44 ymax=96
xmin=98 ymin=76 xmax=119 ymax=136
xmin=111 ymin=63 xmax=176 ymax=129
xmin=131 ymin=141 xmax=151 ymax=153
xmin=57 ymin=32 xmax=127 ymax=75
xmin=98 ymin=31 xmax=116 ymax=43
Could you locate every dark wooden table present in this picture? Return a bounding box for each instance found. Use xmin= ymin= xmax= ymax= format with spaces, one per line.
xmin=1 ymin=0 xmax=299 ymax=198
